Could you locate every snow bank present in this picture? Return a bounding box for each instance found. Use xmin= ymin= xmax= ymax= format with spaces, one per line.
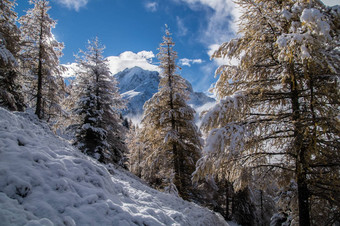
xmin=0 ymin=107 xmax=227 ymax=226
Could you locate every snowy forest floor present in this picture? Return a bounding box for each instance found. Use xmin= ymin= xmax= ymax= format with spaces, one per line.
xmin=0 ymin=107 xmax=229 ymax=226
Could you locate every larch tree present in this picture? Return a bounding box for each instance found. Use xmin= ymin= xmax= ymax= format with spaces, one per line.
xmin=19 ymin=0 xmax=64 ymax=119
xmin=193 ymin=1 xmax=339 ymax=225
xmin=139 ymin=27 xmax=202 ymax=200
xmin=127 ymin=124 xmax=144 ymax=178
xmin=73 ymin=37 xmax=127 ymax=166
xmin=0 ymin=0 xmax=25 ymax=111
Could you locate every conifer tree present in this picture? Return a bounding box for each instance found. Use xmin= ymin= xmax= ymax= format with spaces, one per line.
xmin=0 ymin=0 xmax=25 ymax=111
xmin=19 ymin=0 xmax=64 ymax=119
xmin=73 ymin=37 xmax=127 ymax=166
xmin=193 ymin=1 xmax=339 ymax=225
xmin=127 ymin=124 xmax=144 ymax=178
xmin=139 ymin=27 xmax=202 ymax=200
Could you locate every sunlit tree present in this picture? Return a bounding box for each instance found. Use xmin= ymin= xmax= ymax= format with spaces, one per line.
xmin=19 ymin=0 xmax=64 ymax=119
xmin=139 ymin=27 xmax=202 ymax=199
xmin=194 ymin=1 xmax=339 ymax=225
xmin=73 ymin=37 xmax=127 ymax=165
xmin=0 ymin=0 xmax=25 ymax=111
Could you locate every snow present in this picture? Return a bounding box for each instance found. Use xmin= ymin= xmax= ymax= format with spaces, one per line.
xmin=300 ymin=44 xmax=311 ymax=59
xmin=122 ymin=90 xmax=142 ymax=99
xmin=0 ymin=44 xmax=17 ymax=66
xmin=115 ymin=67 xmax=215 ymax=118
xmin=0 ymin=107 xmax=227 ymax=226
xmin=276 ymin=36 xmax=288 ymax=48
xmin=115 ymin=67 xmax=160 ymax=116
xmin=300 ymin=8 xmax=331 ymax=39
xmin=61 ymin=63 xmax=79 ymax=78
xmin=281 ymin=10 xmax=292 ymax=20
xmin=61 ymin=65 xmax=214 ymax=119
xmin=201 ymin=91 xmax=245 ymax=129
xmin=276 ymin=5 xmax=335 ymax=62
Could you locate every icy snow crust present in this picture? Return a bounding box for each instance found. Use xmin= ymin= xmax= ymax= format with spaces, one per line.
xmin=0 ymin=108 xmax=227 ymax=226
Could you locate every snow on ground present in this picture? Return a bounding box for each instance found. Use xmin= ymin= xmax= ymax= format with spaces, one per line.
xmin=0 ymin=107 xmax=228 ymax=226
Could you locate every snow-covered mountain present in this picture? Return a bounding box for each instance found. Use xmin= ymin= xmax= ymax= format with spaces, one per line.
xmin=61 ymin=64 xmax=215 ymax=119
xmin=0 ymin=107 xmax=227 ymax=225
xmin=115 ymin=67 xmax=160 ymax=117
xmin=115 ymin=66 xmax=215 ymax=117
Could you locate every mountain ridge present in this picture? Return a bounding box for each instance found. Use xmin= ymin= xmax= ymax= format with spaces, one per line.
xmin=115 ymin=66 xmax=215 ymax=117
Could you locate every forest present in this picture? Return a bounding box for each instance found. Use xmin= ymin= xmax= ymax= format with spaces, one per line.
xmin=0 ymin=0 xmax=339 ymax=225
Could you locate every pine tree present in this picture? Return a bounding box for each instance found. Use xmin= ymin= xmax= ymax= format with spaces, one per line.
xmin=127 ymin=124 xmax=144 ymax=178
xmin=19 ymin=0 xmax=64 ymax=119
xmin=139 ymin=27 xmax=202 ymax=200
xmin=193 ymin=1 xmax=339 ymax=225
xmin=73 ymin=37 xmax=127 ymax=166
xmin=0 ymin=0 xmax=25 ymax=111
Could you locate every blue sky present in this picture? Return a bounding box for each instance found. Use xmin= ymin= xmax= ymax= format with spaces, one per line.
xmin=16 ymin=0 xmax=338 ymax=93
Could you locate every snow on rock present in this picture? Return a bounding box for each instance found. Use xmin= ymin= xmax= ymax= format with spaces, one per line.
xmin=115 ymin=67 xmax=160 ymax=116
xmin=0 ymin=107 xmax=227 ymax=226
xmin=115 ymin=66 xmax=215 ymax=118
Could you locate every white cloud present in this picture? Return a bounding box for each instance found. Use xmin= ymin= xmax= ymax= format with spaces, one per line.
xmin=107 ymin=51 xmax=160 ymax=75
xmin=61 ymin=51 xmax=159 ymax=78
xmin=55 ymin=0 xmax=89 ymax=11
xmin=145 ymin=2 xmax=158 ymax=12
xmin=174 ymin=0 xmax=242 ymax=93
xmin=177 ymin=0 xmax=240 ymax=45
xmin=207 ymin=44 xmax=239 ymax=67
xmin=179 ymin=58 xmax=203 ymax=67
xmin=176 ymin=16 xmax=188 ymax=36
xmin=176 ymin=0 xmax=241 ymax=91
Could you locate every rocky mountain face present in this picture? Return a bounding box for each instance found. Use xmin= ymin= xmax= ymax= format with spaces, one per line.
xmin=114 ymin=66 xmax=215 ymax=117
xmin=115 ymin=67 xmax=160 ymax=116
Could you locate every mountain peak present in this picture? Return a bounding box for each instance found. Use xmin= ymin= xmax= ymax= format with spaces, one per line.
xmin=115 ymin=67 xmax=215 ymax=118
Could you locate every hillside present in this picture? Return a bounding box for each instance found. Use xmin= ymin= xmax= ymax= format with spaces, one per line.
xmin=0 ymin=107 xmax=227 ymax=226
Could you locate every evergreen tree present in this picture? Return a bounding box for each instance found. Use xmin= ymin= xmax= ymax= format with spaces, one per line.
xmin=0 ymin=0 xmax=25 ymax=111
xmin=73 ymin=37 xmax=127 ymax=166
xmin=19 ymin=0 xmax=64 ymax=119
xmin=127 ymin=124 xmax=144 ymax=178
xmin=193 ymin=1 xmax=339 ymax=225
xmin=139 ymin=27 xmax=202 ymax=200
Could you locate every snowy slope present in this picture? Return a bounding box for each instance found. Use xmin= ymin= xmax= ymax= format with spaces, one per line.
xmin=115 ymin=67 xmax=215 ymax=117
xmin=0 ymin=107 xmax=227 ymax=226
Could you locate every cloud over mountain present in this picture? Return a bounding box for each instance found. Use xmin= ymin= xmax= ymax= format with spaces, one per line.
xmin=107 ymin=51 xmax=160 ymax=75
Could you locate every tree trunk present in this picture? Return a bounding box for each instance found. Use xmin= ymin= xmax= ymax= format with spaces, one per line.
xmin=290 ymin=66 xmax=310 ymax=226
xmin=260 ymin=190 xmax=264 ymax=225
xmin=225 ymin=180 xmax=230 ymax=220
xmin=166 ymin=43 xmax=184 ymax=198
xmin=35 ymin=9 xmax=44 ymax=119
xmin=297 ymin=167 xmax=310 ymax=226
